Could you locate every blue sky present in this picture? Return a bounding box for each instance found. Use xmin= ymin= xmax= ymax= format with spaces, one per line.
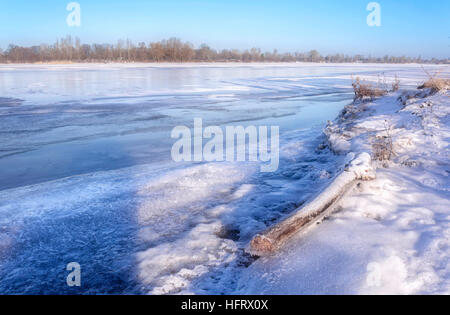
xmin=0 ymin=0 xmax=448 ymax=58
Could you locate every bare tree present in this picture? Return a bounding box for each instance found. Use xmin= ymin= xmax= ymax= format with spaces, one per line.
xmin=0 ymin=37 xmax=448 ymax=64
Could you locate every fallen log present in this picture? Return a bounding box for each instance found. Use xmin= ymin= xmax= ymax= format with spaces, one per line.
xmin=249 ymin=152 xmax=376 ymax=256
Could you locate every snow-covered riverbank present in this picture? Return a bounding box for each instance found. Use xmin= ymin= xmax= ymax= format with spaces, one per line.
xmin=238 ymin=82 xmax=450 ymax=294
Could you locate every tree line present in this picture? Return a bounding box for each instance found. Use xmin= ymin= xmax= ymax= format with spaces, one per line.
xmin=1 ymin=36 xmax=448 ymax=64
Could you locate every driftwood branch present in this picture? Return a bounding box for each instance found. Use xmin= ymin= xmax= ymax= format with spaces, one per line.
xmin=249 ymin=152 xmax=376 ymax=256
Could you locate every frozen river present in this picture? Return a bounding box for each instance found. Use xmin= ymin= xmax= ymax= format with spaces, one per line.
xmin=0 ymin=63 xmax=433 ymax=294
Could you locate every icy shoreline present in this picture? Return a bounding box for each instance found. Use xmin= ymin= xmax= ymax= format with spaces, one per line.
xmin=238 ymin=84 xmax=450 ymax=294
xmin=0 ymin=64 xmax=448 ymax=295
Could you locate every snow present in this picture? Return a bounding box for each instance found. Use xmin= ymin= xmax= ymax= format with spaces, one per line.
xmin=0 ymin=63 xmax=448 ymax=294
xmin=238 ymin=82 xmax=450 ymax=295
xmin=137 ymin=222 xmax=237 ymax=295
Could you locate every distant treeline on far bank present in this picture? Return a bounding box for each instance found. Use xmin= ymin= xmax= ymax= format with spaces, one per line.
xmin=1 ymin=36 xmax=448 ymax=64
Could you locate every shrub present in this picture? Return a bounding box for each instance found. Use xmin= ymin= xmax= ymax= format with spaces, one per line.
xmin=418 ymin=78 xmax=450 ymax=92
xmin=372 ymin=121 xmax=395 ymax=162
xmin=352 ymin=77 xmax=387 ymax=101
xmin=418 ymin=66 xmax=449 ymax=93
xmin=392 ymin=75 xmax=400 ymax=92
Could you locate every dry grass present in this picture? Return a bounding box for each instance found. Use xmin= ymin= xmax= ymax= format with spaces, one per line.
xmin=352 ymin=77 xmax=387 ymax=101
xmin=391 ymin=74 xmax=400 ymax=92
xmin=418 ymin=66 xmax=449 ymax=93
xmin=372 ymin=120 xmax=396 ymax=162
xmin=418 ymin=78 xmax=450 ymax=92
xmin=352 ymin=74 xmax=401 ymax=102
xmin=372 ymin=137 xmax=393 ymax=161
